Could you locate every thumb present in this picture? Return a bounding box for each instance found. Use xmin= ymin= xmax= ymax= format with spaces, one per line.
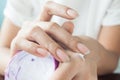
xmin=50 ymin=62 xmax=76 ymax=80
xmin=50 ymin=51 xmax=79 ymax=80
xmin=62 ymin=21 xmax=74 ymax=34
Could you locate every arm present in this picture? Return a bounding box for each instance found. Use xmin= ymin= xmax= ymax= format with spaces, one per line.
xmin=98 ymin=25 xmax=120 ymax=75
xmin=97 ymin=0 xmax=120 ymax=73
xmin=0 ymin=18 xmax=20 ymax=75
xmin=73 ymin=25 xmax=120 ymax=75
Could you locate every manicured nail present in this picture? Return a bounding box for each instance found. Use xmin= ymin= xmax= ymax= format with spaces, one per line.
xmin=56 ymin=49 xmax=70 ymax=62
xmin=67 ymin=9 xmax=79 ymax=18
xmin=77 ymin=43 xmax=90 ymax=55
xmin=37 ymin=48 xmax=49 ymax=57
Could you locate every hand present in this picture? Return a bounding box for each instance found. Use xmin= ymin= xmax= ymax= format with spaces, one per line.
xmin=11 ymin=1 xmax=89 ymax=62
xmin=50 ymin=34 xmax=109 ymax=80
xmin=50 ymin=27 xmax=108 ymax=79
xmin=50 ymin=51 xmax=98 ymax=80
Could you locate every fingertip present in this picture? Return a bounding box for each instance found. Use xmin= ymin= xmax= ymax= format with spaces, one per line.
xmin=67 ymin=9 xmax=79 ymax=18
xmin=56 ymin=49 xmax=70 ymax=62
xmin=77 ymin=43 xmax=90 ymax=55
xmin=62 ymin=21 xmax=74 ymax=34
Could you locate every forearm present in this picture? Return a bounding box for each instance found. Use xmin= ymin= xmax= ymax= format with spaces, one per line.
xmin=97 ymin=26 xmax=120 ymax=75
xmin=97 ymin=49 xmax=119 ymax=75
xmin=86 ymin=47 xmax=119 ymax=75
xmin=0 ymin=18 xmax=20 ymax=75
xmin=77 ymin=35 xmax=119 ymax=75
xmin=0 ymin=47 xmax=11 ymax=75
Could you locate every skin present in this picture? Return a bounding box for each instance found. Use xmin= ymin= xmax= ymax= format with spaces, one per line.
xmin=0 ymin=1 xmax=120 ymax=79
xmin=50 ymin=52 xmax=98 ymax=80
xmin=50 ymin=28 xmax=98 ymax=80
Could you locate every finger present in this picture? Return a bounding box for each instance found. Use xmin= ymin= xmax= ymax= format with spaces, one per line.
xmin=62 ymin=21 xmax=74 ymax=34
xmin=50 ymin=63 xmax=76 ymax=80
xmin=38 ymin=1 xmax=79 ymax=21
xmin=50 ymin=51 xmax=84 ymax=80
xmin=36 ymin=22 xmax=79 ymax=52
xmin=27 ymin=25 xmax=70 ymax=62
xmin=11 ymin=38 xmax=48 ymax=57
xmin=36 ymin=22 xmax=89 ymax=54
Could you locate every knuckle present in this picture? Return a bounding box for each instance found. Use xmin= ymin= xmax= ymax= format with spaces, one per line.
xmin=46 ymin=22 xmax=59 ymax=32
xmin=67 ymin=36 xmax=79 ymax=49
xmin=31 ymin=26 xmax=40 ymax=32
xmin=25 ymin=42 xmax=38 ymax=54
xmin=46 ymin=41 xmax=58 ymax=53
xmin=19 ymin=23 xmax=41 ymax=39
xmin=29 ymin=26 xmax=41 ymax=38
xmin=50 ymin=22 xmax=58 ymax=27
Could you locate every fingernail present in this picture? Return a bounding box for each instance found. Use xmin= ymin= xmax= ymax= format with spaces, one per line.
xmin=67 ymin=9 xmax=79 ymax=18
xmin=77 ymin=43 xmax=90 ymax=55
xmin=56 ymin=49 xmax=70 ymax=62
xmin=37 ymin=48 xmax=49 ymax=57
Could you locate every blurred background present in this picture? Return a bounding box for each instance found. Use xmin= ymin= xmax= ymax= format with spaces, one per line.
xmin=0 ymin=0 xmax=6 ymax=27
xmin=0 ymin=0 xmax=7 ymax=79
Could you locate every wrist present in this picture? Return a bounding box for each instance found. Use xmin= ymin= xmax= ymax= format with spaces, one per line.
xmin=97 ymin=49 xmax=119 ymax=75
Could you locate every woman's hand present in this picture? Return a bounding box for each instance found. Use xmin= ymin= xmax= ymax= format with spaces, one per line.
xmin=50 ymin=34 xmax=114 ymax=80
xmin=50 ymin=30 xmax=108 ymax=79
xmin=50 ymin=51 xmax=98 ymax=80
xmin=10 ymin=1 xmax=89 ymax=62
